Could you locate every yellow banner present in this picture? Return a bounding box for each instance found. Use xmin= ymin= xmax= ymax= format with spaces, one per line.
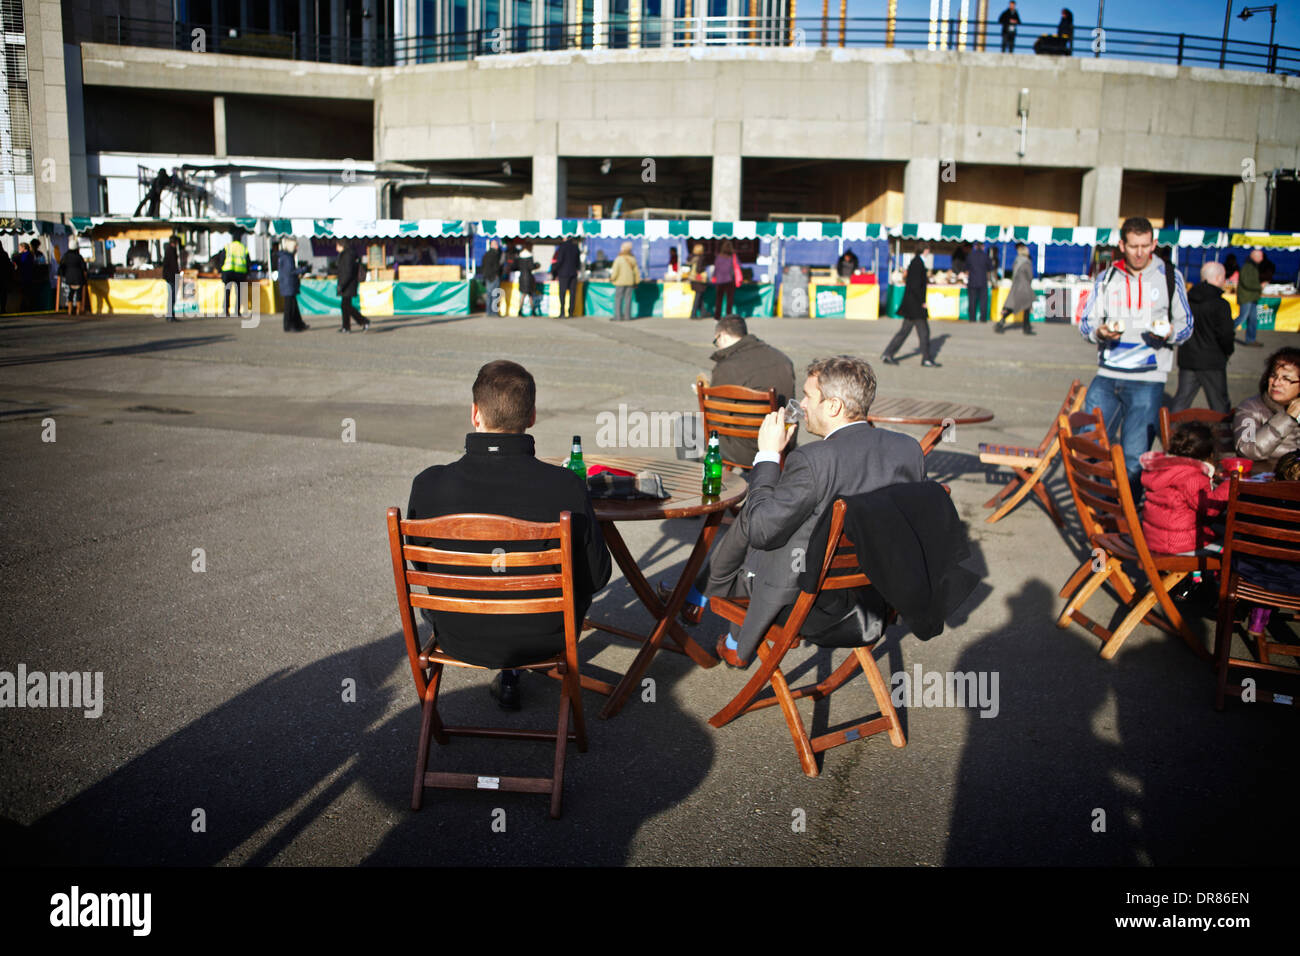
xmin=1230 ymin=234 xmax=1300 ymax=248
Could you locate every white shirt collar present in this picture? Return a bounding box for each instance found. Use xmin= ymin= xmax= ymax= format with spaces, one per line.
xmin=824 ymin=420 xmax=870 ymax=440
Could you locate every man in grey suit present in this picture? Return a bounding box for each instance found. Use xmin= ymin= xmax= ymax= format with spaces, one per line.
xmin=707 ymin=355 xmax=927 ymax=667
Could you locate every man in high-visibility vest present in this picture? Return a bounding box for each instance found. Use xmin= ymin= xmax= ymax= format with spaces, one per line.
xmin=222 ymin=230 xmax=249 ymax=317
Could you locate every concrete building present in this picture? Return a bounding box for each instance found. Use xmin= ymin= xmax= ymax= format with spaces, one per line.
xmin=6 ymin=1 xmax=1299 ymax=230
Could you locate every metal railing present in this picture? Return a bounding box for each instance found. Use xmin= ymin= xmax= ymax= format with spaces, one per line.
xmin=93 ymin=14 xmax=1299 ymax=75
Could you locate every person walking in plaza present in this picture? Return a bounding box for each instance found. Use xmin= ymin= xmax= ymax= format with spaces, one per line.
xmin=516 ymin=244 xmax=542 ymax=316
xmin=1078 ymin=216 xmax=1193 ymax=482
xmin=334 ymin=239 xmax=368 ymax=332
xmin=162 ymin=235 xmax=181 ymax=322
xmin=0 ymin=245 xmax=12 ymax=314
xmin=966 ymin=241 xmax=992 ymax=323
xmin=57 ymin=241 xmax=88 ymax=316
xmin=712 ymin=239 xmax=743 ymax=322
xmin=16 ymin=241 xmax=35 ymax=311
xmin=995 ymin=243 xmax=1036 ymax=334
xmin=688 ymin=243 xmax=709 ymax=319
xmin=551 ymin=236 xmax=580 ymax=318
xmin=277 ymin=237 xmax=311 ymax=333
xmin=610 ymin=241 xmax=640 ymax=321
xmin=1236 ymin=247 xmax=1265 ymax=347
xmin=1171 ymin=261 xmax=1234 ymax=413
xmin=999 ymin=1 xmax=1021 ymax=52
xmin=221 ymin=230 xmax=249 ymax=318
xmin=882 ymin=244 xmax=939 ymax=367
xmin=480 ymin=238 xmax=504 ymax=316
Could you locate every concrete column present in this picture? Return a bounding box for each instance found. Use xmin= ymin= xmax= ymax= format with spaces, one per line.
xmin=24 ymin=0 xmax=73 ymax=218
xmin=532 ymin=145 xmax=563 ymax=218
xmin=902 ymin=158 xmax=939 ymax=222
xmin=712 ymin=120 xmax=742 ymax=220
xmin=214 ymin=95 xmax=228 ymax=158
xmin=1078 ymin=165 xmax=1123 ymax=228
xmin=331 ymin=0 xmax=345 ymax=62
xmin=1230 ymin=179 xmax=1268 ymax=230
xmin=63 ymin=44 xmax=89 ymax=216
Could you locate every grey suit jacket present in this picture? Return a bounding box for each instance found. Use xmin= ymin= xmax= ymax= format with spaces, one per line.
xmin=732 ymin=421 xmax=926 ymax=658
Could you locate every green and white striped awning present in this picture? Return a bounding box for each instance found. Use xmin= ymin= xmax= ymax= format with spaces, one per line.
xmin=1 ymin=217 xmax=67 ymax=235
xmin=297 ymin=219 xmax=465 ymax=238
xmin=68 ymin=216 xmax=258 ymax=234
xmin=477 ymin=219 xmax=892 ymax=240
xmin=892 ymin=224 xmax=1231 ymax=248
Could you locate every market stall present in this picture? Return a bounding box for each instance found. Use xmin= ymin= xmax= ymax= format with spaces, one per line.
xmin=477 ymin=219 xmax=779 ymax=318
xmin=1224 ymin=232 xmax=1300 ymax=332
xmin=267 ymin=219 xmax=470 ymax=318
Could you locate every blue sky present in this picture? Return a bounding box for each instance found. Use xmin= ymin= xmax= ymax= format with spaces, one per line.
xmin=840 ymin=0 xmax=1295 ymax=42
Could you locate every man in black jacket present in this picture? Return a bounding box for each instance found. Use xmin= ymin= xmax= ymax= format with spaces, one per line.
xmin=551 ymin=237 xmax=581 ymax=318
xmin=999 ymin=1 xmax=1021 ymax=52
xmin=334 ymin=240 xmax=368 ymax=332
xmin=406 ymin=360 xmax=612 ymax=709
xmin=1171 ymin=260 xmax=1235 ymax=413
xmin=882 ymin=244 xmax=939 ymax=367
xmin=480 ymin=238 xmax=504 ymax=315
xmin=705 ymin=316 xmax=797 ymax=466
xmin=162 ymin=235 xmax=180 ymax=322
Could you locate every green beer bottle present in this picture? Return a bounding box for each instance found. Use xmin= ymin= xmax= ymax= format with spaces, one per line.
xmin=567 ymin=435 xmax=586 ymax=478
xmin=702 ymin=430 xmax=722 ymax=497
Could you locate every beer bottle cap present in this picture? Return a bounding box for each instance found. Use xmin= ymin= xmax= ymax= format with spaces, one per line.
xmin=572 ymin=435 xmax=581 ymax=444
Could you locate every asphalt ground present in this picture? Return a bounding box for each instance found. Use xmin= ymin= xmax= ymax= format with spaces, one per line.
xmin=1 ymin=309 xmax=1296 ymax=868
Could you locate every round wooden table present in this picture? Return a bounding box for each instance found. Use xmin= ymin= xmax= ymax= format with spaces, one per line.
xmin=867 ymin=397 xmax=995 ymax=455
xmin=547 ymin=455 xmax=747 ymax=718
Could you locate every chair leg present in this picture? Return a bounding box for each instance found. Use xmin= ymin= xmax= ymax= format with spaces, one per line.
xmin=1058 ymin=559 xmax=1120 ymax=630
xmin=1214 ymin=595 xmax=1238 ymax=711
xmin=855 ymin=646 xmax=906 ymax=748
xmin=1029 ymin=479 xmax=1064 ymax=527
xmin=770 ymin=666 xmax=818 ymax=777
xmin=982 ymin=479 xmax=1022 ymax=509
xmin=411 ymin=693 xmax=437 ymax=811
xmin=566 ymin=667 xmax=588 ymax=754
xmin=550 ymin=687 xmax=571 ymax=820
xmin=1058 ymin=555 xmax=1096 ymax=602
xmin=1100 ymin=574 xmax=1197 ymax=661
xmin=708 ymin=629 xmax=797 ymax=728
xmin=984 ymin=475 xmax=1038 ymax=524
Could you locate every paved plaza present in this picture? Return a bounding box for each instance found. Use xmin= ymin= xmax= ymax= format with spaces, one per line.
xmin=0 ymin=310 xmax=1293 ymax=867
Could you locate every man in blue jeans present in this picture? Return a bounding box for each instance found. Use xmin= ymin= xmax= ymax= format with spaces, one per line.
xmin=1236 ymin=247 xmax=1264 ymax=347
xmin=1078 ymin=217 xmax=1193 ymax=484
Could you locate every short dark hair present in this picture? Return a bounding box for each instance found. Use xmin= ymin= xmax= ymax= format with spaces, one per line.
xmin=472 ymin=360 xmax=536 ymax=433
xmin=1167 ymin=422 xmax=1215 ymax=461
xmin=715 ymin=315 xmax=747 ymax=339
xmin=1120 ymin=217 xmax=1154 ymax=241
xmin=805 ymin=356 xmax=877 ymax=421
xmin=1275 ymin=451 xmax=1300 ymax=481
xmin=1258 ymin=348 xmax=1300 ymax=398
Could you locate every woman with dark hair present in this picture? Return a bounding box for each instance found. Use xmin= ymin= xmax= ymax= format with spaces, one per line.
xmin=1234 ymin=346 xmax=1300 ymax=470
xmin=712 ymin=239 xmax=742 ymax=321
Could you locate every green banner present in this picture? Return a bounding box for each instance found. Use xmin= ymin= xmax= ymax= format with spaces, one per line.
xmin=392 ymin=280 xmax=471 ymax=315
xmin=298 ymin=279 xmax=350 ymax=315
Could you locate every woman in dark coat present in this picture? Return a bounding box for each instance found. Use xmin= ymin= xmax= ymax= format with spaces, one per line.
xmin=277 ymin=237 xmax=311 ymax=332
xmin=0 ymin=246 xmax=12 ymax=314
xmin=516 ymin=244 xmax=541 ymax=316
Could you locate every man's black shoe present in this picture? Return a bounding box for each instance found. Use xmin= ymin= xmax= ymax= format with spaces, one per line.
xmin=921 ymin=359 xmax=942 ymax=368
xmin=1023 ymin=326 xmax=1036 ymax=335
xmin=880 ymin=353 xmax=898 ymax=365
xmin=490 ymin=670 xmax=522 ymax=711
xmin=994 ymin=321 xmax=1006 ymax=333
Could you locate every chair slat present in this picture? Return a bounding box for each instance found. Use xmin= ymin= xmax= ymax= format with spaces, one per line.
xmin=411 ymin=592 xmax=567 ymax=615
xmin=402 ymin=544 xmax=562 ymax=567
xmin=405 ymin=570 xmax=565 ymax=592
xmin=401 ymin=513 xmax=563 ymax=541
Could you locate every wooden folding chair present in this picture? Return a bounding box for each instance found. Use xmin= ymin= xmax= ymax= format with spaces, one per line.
xmin=386 ymin=508 xmax=586 ymax=819
xmin=706 ymin=499 xmax=905 ymax=777
xmin=696 ymin=379 xmax=780 ymax=471
xmin=1056 ymin=434 xmax=1218 ymax=660
xmin=979 ymin=378 xmax=1085 ymax=525
xmin=1213 ymin=475 xmax=1300 ymax=709
xmin=1159 ymin=406 xmax=1234 ymax=455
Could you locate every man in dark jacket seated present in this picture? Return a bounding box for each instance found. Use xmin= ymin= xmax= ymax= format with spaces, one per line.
xmin=701 ymin=315 xmax=798 ymax=466
xmin=405 ymin=360 xmax=612 ymax=709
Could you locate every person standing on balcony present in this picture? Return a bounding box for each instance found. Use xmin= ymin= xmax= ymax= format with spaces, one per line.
xmin=999 ymin=1 xmax=1021 ymax=52
xmin=1058 ymin=8 xmax=1074 ymax=53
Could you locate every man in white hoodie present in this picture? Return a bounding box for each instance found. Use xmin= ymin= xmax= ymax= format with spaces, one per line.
xmin=1078 ymin=217 xmax=1193 ymax=482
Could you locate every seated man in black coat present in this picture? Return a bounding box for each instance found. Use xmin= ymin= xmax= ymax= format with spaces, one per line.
xmin=405 ymin=360 xmax=612 ymax=709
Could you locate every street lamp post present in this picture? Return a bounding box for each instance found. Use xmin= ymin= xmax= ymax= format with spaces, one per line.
xmin=1239 ymin=5 xmax=1279 ymax=72
xmin=1220 ymin=0 xmax=1232 ymax=68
